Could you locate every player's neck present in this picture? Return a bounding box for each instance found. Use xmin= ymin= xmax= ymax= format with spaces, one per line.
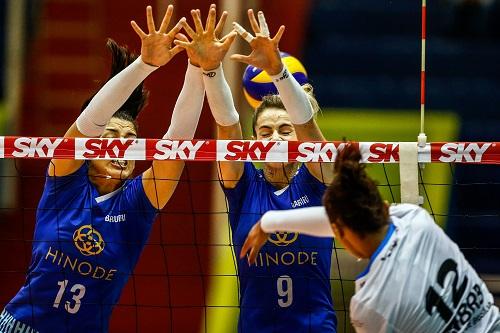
xmin=89 ymin=176 xmax=122 ymax=195
xmin=263 ymin=162 xmax=299 ymax=189
xmin=363 ymin=224 xmax=391 ymax=259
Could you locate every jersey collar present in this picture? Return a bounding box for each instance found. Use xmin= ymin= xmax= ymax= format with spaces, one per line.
xmin=95 ymin=185 xmax=123 ymax=203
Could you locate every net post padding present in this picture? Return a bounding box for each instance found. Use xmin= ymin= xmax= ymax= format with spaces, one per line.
xmin=399 ymin=142 xmax=422 ymax=205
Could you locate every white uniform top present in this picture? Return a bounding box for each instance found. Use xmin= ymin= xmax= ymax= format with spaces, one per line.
xmin=351 ymin=204 xmax=500 ymax=333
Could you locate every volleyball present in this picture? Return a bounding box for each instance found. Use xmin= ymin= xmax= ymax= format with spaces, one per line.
xmin=242 ymin=52 xmax=308 ymax=108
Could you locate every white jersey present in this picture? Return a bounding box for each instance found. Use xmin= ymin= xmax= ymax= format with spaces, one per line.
xmin=351 ymin=204 xmax=500 ymax=333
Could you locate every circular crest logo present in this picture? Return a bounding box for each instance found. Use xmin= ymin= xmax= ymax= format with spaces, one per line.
xmin=268 ymin=232 xmax=298 ymax=246
xmin=73 ymin=225 xmax=105 ymax=256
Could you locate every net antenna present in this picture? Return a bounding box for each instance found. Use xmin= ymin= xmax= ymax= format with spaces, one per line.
xmin=419 ymin=0 xmax=427 ymax=148
xmin=399 ymin=0 xmax=427 ymax=205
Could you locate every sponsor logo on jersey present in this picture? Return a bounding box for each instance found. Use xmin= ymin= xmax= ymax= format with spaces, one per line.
xmin=291 ymin=195 xmax=310 ymax=208
xmin=250 ymin=251 xmax=319 ymax=267
xmin=105 ymin=213 xmax=126 ymax=223
xmin=268 ymin=232 xmax=298 ymax=246
xmin=44 ymin=246 xmax=117 ymax=281
xmin=380 ymin=239 xmax=398 ymax=261
xmin=73 ymin=225 xmax=105 ymax=256
xmin=249 ymin=232 xmax=322 ymax=267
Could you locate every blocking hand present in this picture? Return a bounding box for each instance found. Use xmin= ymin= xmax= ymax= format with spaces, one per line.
xmin=231 ymin=10 xmax=285 ymax=75
xmin=131 ymin=5 xmax=185 ymax=67
xmin=174 ymin=4 xmax=237 ymax=71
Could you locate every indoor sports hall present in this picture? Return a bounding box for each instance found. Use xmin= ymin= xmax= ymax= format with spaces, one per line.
xmin=0 ymin=0 xmax=499 ymax=332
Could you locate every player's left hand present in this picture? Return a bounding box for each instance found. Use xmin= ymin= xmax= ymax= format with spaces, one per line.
xmin=240 ymin=221 xmax=269 ymax=265
xmin=131 ymin=5 xmax=185 ymax=67
xmin=230 ymin=10 xmax=285 ymax=76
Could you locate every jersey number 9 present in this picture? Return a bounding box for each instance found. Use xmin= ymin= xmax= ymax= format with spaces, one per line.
xmin=277 ymin=275 xmax=293 ymax=308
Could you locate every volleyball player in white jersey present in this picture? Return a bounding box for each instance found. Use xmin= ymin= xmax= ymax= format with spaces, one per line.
xmin=241 ymin=143 xmax=500 ymax=333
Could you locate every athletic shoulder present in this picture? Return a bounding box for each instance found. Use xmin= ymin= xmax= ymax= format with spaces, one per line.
xmin=390 ymin=204 xmax=436 ymax=231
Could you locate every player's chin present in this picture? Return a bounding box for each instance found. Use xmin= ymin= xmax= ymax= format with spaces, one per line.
xmin=106 ymin=165 xmax=133 ymax=181
xmin=265 ymin=161 xmax=293 ymax=169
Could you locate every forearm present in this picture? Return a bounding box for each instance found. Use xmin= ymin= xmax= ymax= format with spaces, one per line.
xmin=270 ymin=65 xmax=313 ymax=125
xmin=165 ymin=61 xmax=205 ymax=139
xmin=202 ymin=64 xmax=240 ymax=127
xmin=76 ymin=56 xmax=157 ymax=136
xmin=260 ymin=206 xmax=334 ymax=237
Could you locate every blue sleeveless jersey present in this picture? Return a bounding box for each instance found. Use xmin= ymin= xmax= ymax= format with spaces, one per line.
xmin=4 ymin=163 xmax=157 ymax=333
xmin=225 ymin=163 xmax=337 ymax=333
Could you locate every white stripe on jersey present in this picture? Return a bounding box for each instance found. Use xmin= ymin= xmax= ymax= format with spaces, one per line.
xmin=350 ymin=204 xmax=500 ymax=333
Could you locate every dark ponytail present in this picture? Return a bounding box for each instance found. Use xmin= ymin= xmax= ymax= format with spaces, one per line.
xmin=80 ymin=38 xmax=150 ymax=129
xmin=323 ymin=143 xmax=388 ymax=237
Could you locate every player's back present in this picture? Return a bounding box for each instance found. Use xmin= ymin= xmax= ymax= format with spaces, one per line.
xmin=351 ymin=204 xmax=499 ymax=333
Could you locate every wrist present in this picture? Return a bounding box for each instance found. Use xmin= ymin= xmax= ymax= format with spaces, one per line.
xmin=188 ymin=60 xmax=202 ymax=71
xmin=269 ymin=64 xmax=289 ymax=83
xmin=266 ymin=62 xmax=284 ymax=76
xmin=201 ymin=63 xmax=222 ymax=78
xmin=137 ymin=56 xmax=160 ymax=72
xmin=188 ymin=59 xmax=201 ymax=68
xmin=201 ymin=62 xmax=222 ymax=72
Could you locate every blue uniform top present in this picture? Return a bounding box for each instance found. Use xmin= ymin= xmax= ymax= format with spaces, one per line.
xmin=225 ymin=163 xmax=337 ymax=333
xmin=5 ymin=163 xmax=157 ymax=333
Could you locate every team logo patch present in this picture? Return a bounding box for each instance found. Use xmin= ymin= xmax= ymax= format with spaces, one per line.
xmin=73 ymin=225 xmax=105 ymax=256
xmin=268 ymin=232 xmax=298 ymax=246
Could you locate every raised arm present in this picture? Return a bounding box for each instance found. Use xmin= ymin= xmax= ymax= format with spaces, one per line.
xmin=126 ymin=6 xmax=205 ymax=209
xmin=48 ymin=5 xmax=184 ymax=178
xmin=174 ymin=5 xmax=243 ymax=189
xmin=231 ymin=10 xmax=333 ymax=184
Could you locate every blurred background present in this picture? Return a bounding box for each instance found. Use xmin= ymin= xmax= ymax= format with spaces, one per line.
xmin=0 ymin=0 xmax=499 ymax=332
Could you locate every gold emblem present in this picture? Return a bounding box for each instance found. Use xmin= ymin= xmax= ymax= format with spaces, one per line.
xmin=268 ymin=232 xmax=298 ymax=246
xmin=73 ymin=225 xmax=105 ymax=256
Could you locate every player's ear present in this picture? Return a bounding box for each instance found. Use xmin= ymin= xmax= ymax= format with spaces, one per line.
xmin=331 ymin=222 xmax=342 ymax=239
xmin=384 ymin=200 xmax=390 ymax=216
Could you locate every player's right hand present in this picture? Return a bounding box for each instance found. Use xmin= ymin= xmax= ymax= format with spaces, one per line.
xmin=174 ymin=4 xmax=237 ymax=71
xmin=240 ymin=221 xmax=269 ymax=265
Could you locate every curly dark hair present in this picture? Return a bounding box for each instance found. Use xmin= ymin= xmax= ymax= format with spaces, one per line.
xmin=323 ymin=143 xmax=388 ymax=237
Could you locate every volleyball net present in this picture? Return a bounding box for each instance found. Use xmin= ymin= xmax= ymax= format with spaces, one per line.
xmin=0 ymin=136 xmax=498 ymax=332
xmin=0 ymin=137 xmax=497 ymax=163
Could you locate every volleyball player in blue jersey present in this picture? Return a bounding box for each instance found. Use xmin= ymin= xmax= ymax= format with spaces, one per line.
xmin=175 ymin=6 xmax=337 ymax=332
xmin=0 ymin=5 xmax=220 ymax=333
